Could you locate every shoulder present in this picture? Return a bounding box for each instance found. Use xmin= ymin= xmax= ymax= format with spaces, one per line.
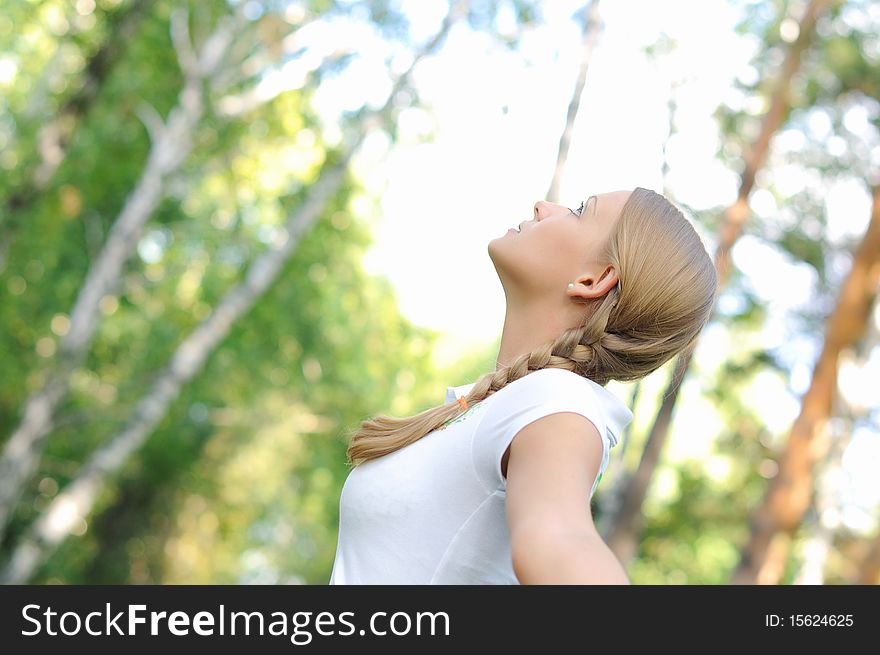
xmin=503 ymin=369 xmax=604 ymax=444
xmin=471 ymin=367 xmax=609 ymax=494
xmin=481 ymin=368 xmax=606 ymax=428
xmin=507 ymin=368 xmax=590 ymax=388
xmin=504 ymin=405 xmax=606 ymax=532
xmin=495 ymin=368 xmax=600 ymax=405
xmin=500 ymin=370 xmax=607 ymax=476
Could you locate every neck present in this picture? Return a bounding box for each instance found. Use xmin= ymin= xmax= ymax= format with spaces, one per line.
xmin=495 ymin=296 xmax=575 ymax=371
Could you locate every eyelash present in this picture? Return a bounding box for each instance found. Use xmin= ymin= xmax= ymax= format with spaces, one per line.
xmin=573 ymin=199 xmax=587 ymax=216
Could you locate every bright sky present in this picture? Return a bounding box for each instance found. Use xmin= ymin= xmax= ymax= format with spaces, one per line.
xmin=291 ymin=1 xmax=880 ymax=527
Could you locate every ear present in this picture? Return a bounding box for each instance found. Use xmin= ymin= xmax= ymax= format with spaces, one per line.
xmin=568 ymin=265 xmax=619 ymax=302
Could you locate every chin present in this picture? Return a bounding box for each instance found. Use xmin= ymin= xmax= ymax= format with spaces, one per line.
xmin=487 ymin=236 xmax=504 ymax=263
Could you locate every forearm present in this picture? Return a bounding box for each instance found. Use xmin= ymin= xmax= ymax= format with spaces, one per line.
xmin=512 ymin=530 xmax=630 ymax=585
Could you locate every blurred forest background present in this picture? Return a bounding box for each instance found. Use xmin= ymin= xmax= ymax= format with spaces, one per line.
xmin=0 ymin=0 xmax=878 ymax=585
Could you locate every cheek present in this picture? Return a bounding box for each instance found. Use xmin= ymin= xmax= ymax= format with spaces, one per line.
xmin=520 ymin=228 xmax=581 ymax=279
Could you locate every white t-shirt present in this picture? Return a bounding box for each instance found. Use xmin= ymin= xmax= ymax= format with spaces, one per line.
xmin=328 ymin=367 xmax=633 ymax=584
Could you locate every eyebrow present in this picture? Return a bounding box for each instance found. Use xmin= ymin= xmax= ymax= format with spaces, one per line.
xmin=590 ymin=195 xmax=598 ymax=217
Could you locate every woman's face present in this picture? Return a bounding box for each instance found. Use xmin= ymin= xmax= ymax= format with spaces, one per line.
xmin=488 ymin=190 xmax=631 ymax=302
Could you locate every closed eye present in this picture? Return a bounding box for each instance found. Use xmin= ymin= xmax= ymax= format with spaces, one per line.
xmin=572 ymin=196 xmax=595 ymax=217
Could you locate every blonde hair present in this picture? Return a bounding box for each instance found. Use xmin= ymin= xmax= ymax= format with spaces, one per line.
xmin=345 ymin=187 xmax=717 ymax=466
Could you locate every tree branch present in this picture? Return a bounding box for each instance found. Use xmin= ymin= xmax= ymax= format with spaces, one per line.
xmin=0 ymin=0 xmax=468 ymax=585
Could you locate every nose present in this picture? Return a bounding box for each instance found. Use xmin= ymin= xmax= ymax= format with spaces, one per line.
xmin=533 ymin=200 xmax=564 ymax=221
xmin=533 ymin=200 xmax=550 ymax=220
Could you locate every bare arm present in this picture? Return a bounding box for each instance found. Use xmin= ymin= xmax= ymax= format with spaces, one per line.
xmin=505 ymin=411 xmax=630 ymax=585
xmin=511 ymin=526 xmax=630 ymax=584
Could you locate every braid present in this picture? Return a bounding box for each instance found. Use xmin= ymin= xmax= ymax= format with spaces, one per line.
xmin=346 ymin=186 xmax=716 ymax=467
xmin=346 ymin=286 xmax=622 ymax=466
xmin=460 ymin=290 xmax=621 ymax=412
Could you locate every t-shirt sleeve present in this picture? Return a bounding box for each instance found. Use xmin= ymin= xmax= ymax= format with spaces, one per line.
xmin=470 ymin=368 xmax=611 ymax=496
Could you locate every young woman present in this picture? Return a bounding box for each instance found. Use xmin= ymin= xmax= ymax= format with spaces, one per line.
xmin=329 ymin=187 xmax=717 ymax=584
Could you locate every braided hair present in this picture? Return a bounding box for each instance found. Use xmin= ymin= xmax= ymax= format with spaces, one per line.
xmin=345 ymin=187 xmax=716 ymax=466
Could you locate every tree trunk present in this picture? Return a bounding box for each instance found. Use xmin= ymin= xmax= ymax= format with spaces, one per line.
xmin=599 ymin=74 xmax=681 ymax=544
xmin=0 ymin=6 xmax=243 ymax=545
xmin=731 ymin=185 xmax=880 ymax=584
xmin=597 ymin=378 xmax=641 ymax=539
xmin=605 ymin=348 xmax=693 ymax=561
xmin=603 ymin=0 xmax=833 ymax=563
xmin=0 ymin=0 xmax=470 ymax=585
xmin=546 ymin=0 xmax=603 ymax=203
xmin=0 ymin=0 xmax=157 ymax=270
xmin=792 ymin=389 xmax=852 ymax=584
xmin=857 ymin=530 xmax=880 ymax=585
